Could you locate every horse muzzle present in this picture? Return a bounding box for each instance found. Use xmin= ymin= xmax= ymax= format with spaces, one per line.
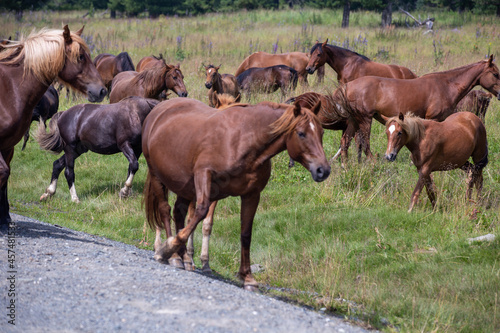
xmin=176 ymin=91 xmax=188 ymax=98
xmin=205 ymin=82 xmax=212 ymax=89
xmin=306 ymin=67 xmax=316 ymax=75
xmin=87 ymin=86 xmax=107 ymax=103
xmin=385 ymin=153 xmax=397 ymax=162
xmin=310 ymin=164 xmax=331 ymax=182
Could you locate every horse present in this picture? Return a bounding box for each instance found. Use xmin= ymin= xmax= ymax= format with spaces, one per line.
xmin=384 ymin=112 xmax=488 ymax=212
xmin=305 ymin=40 xmax=417 ymax=84
xmin=36 ymin=97 xmax=159 ymax=203
xmin=22 ymin=85 xmax=59 ymax=151
xmin=142 ymin=98 xmax=330 ymax=291
xmin=136 ymin=54 xmax=164 ymax=72
xmin=204 ymin=64 xmax=240 ymax=107
xmin=456 ymin=90 xmax=492 ymax=123
xmin=93 ymin=52 xmax=135 ymax=91
xmin=234 ymin=51 xmax=325 ymax=84
xmin=0 ymin=25 xmax=106 ymax=227
xmin=334 ymin=55 xmax=500 ymax=164
xmin=109 ymin=62 xmax=188 ymax=103
xmin=237 ymin=65 xmax=298 ymax=100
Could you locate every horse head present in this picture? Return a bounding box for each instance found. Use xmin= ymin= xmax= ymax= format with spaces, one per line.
xmin=204 ymin=64 xmax=220 ymax=89
xmin=165 ymin=64 xmax=188 ymax=97
xmin=479 ymin=55 xmax=500 ymax=101
xmin=306 ymin=39 xmax=328 ymax=75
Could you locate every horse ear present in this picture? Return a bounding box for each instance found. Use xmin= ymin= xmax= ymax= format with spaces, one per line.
xmin=217 ymin=64 xmax=221 ymax=70
xmin=292 ymin=101 xmax=302 ymax=117
xmin=176 ymin=63 xmax=181 ymax=69
xmin=488 ymin=54 xmax=494 ymax=66
xmin=399 ymin=112 xmax=404 ymax=121
xmin=310 ymin=100 xmax=322 ymax=116
xmin=75 ymin=26 xmax=85 ymax=36
xmin=322 ymin=39 xmax=328 ymax=47
xmin=63 ymin=25 xmax=72 ymax=44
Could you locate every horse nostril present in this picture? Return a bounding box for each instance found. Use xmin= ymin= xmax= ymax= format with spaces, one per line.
xmin=100 ymin=88 xmax=107 ymax=98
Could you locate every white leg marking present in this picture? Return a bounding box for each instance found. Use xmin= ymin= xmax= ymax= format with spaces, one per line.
xmin=47 ymin=179 xmax=58 ymax=194
xmin=69 ymin=184 xmax=79 ymax=203
xmin=125 ymin=173 xmax=134 ymax=187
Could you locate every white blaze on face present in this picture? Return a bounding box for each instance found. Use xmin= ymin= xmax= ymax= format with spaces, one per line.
xmin=208 ymin=68 xmax=214 ymax=74
xmin=388 ymin=124 xmax=396 ymax=135
xmin=309 ymin=121 xmax=316 ymax=133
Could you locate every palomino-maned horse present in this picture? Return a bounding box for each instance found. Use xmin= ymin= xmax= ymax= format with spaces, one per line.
xmin=335 ymin=55 xmax=500 ymax=164
xmin=235 ymin=51 xmax=325 ymax=84
xmin=204 ymin=64 xmax=240 ymax=107
xmin=93 ymin=52 xmax=135 ymax=91
xmin=22 ymin=85 xmax=59 ymax=151
xmin=142 ymin=98 xmax=330 ymax=290
xmin=456 ymin=90 xmax=492 ymax=123
xmin=237 ymin=65 xmax=298 ymax=100
xmin=305 ymin=40 xmax=417 ymax=84
xmin=384 ymin=112 xmax=488 ymax=212
xmin=36 ymin=97 xmax=159 ymax=203
xmin=109 ymin=62 xmax=188 ymax=103
xmin=0 ymin=26 xmax=106 ymax=226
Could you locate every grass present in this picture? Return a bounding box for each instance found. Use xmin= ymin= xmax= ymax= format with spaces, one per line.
xmin=3 ymin=8 xmax=500 ymax=332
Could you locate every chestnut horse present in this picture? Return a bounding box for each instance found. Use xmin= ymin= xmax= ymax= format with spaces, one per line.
xmin=237 ymin=65 xmax=298 ymax=100
xmin=22 ymin=85 xmax=59 ymax=151
xmin=93 ymin=52 xmax=135 ymax=91
xmin=385 ymin=112 xmax=488 ymax=212
xmin=305 ymin=40 xmax=417 ymax=84
xmin=136 ymin=54 xmax=164 ymax=72
xmin=37 ymin=97 xmax=159 ymax=203
xmin=235 ymin=51 xmax=325 ymax=84
xmin=142 ymin=98 xmax=330 ymax=290
xmin=204 ymin=64 xmax=240 ymax=107
xmin=0 ymin=26 xmax=106 ymax=226
xmin=456 ymin=90 xmax=492 ymax=123
xmin=109 ymin=62 xmax=188 ymax=103
xmin=335 ymin=56 xmax=500 ymax=163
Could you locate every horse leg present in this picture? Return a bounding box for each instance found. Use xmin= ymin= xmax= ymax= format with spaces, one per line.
xmin=239 ymin=191 xmax=261 ymax=291
xmin=423 ymin=174 xmax=437 ymax=209
xmin=200 ymin=201 xmax=218 ymax=273
xmin=358 ymin=119 xmax=375 ymax=162
xmin=145 ymin=173 xmax=172 ymax=257
xmin=338 ymin=123 xmax=358 ymax=167
xmin=63 ymin=149 xmax=81 ymax=203
xmin=409 ymin=172 xmax=426 ymax=212
xmin=0 ymin=149 xmax=14 ymax=226
xmin=22 ymin=129 xmax=30 ymax=151
xmin=316 ymin=65 xmax=325 ymax=84
xmin=174 ymin=199 xmax=196 ymax=271
xmin=118 ymin=143 xmax=139 ymax=198
xmin=40 ymin=155 xmax=66 ymax=201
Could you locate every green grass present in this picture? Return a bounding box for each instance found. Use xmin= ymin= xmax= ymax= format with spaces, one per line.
xmin=3 ymin=8 xmax=500 ymax=332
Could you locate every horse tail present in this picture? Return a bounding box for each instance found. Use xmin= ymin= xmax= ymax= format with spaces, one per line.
xmin=143 ymin=170 xmax=167 ymax=231
xmin=321 ymin=85 xmax=354 ymax=125
xmin=35 ymin=112 xmax=65 ymax=154
xmin=289 ymin=68 xmax=298 ymax=90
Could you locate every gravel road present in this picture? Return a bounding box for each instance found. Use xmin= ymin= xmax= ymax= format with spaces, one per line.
xmin=1 ymin=213 xmax=371 ymax=333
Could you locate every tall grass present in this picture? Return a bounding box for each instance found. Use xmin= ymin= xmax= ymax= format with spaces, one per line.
xmin=3 ymin=8 xmax=500 ymax=332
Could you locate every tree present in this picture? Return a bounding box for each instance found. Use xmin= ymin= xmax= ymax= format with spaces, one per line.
xmin=342 ymin=0 xmax=350 ymax=27
xmin=0 ymin=0 xmax=42 ymax=21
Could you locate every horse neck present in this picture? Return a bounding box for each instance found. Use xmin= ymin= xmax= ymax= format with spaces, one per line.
xmin=212 ymin=73 xmax=224 ymax=92
xmin=441 ymin=62 xmax=487 ymax=104
xmin=9 ymin=64 xmax=52 ymax=113
xmin=324 ymin=45 xmax=358 ymax=74
xmin=143 ymin=69 xmax=167 ymax=97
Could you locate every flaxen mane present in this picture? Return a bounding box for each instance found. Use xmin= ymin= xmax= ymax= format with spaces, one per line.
xmin=387 ymin=113 xmax=426 ymax=142
xmin=0 ymin=28 xmax=88 ymax=84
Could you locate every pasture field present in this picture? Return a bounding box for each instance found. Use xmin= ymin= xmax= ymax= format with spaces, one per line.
xmin=3 ymin=8 xmax=500 ymax=332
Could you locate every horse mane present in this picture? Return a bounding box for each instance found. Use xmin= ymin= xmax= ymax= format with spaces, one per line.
xmin=214 ymin=93 xmax=243 ymax=110
xmin=116 ymin=52 xmax=135 ymax=71
xmin=269 ymin=102 xmax=318 ymax=139
xmin=420 ymin=58 xmax=495 ymax=78
xmin=388 ymin=113 xmax=426 ymax=142
xmin=311 ymin=42 xmax=370 ymax=61
xmin=131 ymin=62 xmax=173 ymax=96
xmin=0 ymin=28 xmax=89 ymax=84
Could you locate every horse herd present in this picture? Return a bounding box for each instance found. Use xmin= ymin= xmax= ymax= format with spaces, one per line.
xmin=0 ymin=26 xmax=499 ymax=291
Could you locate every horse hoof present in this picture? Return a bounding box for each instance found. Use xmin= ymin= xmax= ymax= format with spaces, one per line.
xmin=201 ymin=262 xmax=212 ymax=274
xmin=40 ymin=193 xmax=51 ymax=201
xmin=183 ymin=261 xmax=195 ymax=271
xmin=168 ymin=258 xmax=185 ymax=269
xmin=243 ymin=284 xmax=259 ymax=292
xmin=155 ymin=237 xmax=178 ymax=260
xmin=119 ymin=187 xmax=131 ymax=198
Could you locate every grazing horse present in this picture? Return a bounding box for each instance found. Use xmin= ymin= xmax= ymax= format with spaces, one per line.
xmin=0 ymin=26 xmax=106 ymax=226
xmin=36 ymin=97 xmax=159 ymax=203
xmin=22 ymin=85 xmax=59 ymax=151
xmin=305 ymin=40 xmax=417 ymax=84
xmin=142 ymin=98 xmax=330 ymax=290
xmin=234 ymin=51 xmax=325 ymax=84
xmin=93 ymin=52 xmax=135 ymax=91
xmin=204 ymin=64 xmax=240 ymax=107
xmin=136 ymin=54 xmax=164 ymax=72
xmin=456 ymin=90 xmax=492 ymax=123
xmin=384 ymin=112 xmax=488 ymax=212
xmin=335 ymin=55 xmax=500 ymax=163
xmin=237 ymin=65 xmax=298 ymax=100
xmin=109 ymin=62 xmax=188 ymax=103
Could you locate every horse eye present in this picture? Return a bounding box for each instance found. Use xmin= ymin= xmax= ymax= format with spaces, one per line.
xmin=494 ymin=73 xmax=499 ymax=78
xmin=173 ymin=76 xmax=178 ymax=80
xmin=397 ymin=131 xmax=402 ymax=136
xmin=298 ymin=131 xmax=306 ymax=138
xmin=79 ymin=54 xmax=85 ymax=62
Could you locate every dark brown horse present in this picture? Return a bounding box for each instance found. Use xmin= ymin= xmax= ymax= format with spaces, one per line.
xmin=385 ymin=112 xmax=488 ymax=212
xmin=305 ymin=40 xmax=417 ymax=84
xmin=142 ymin=98 xmax=330 ymax=290
xmin=93 ymin=52 xmax=135 ymax=91
xmin=237 ymin=65 xmax=298 ymax=100
xmin=109 ymin=62 xmax=188 ymax=103
xmin=235 ymin=51 xmax=325 ymax=84
xmin=22 ymin=85 xmax=59 ymax=151
xmin=204 ymin=64 xmax=240 ymax=107
xmin=0 ymin=26 xmax=106 ymax=226
xmin=136 ymin=54 xmax=164 ymax=72
xmin=335 ymin=56 xmax=500 ymax=163
xmin=456 ymin=90 xmax=492 ymax=123
xmin=36 ymin=97 xmax=159 ymax=203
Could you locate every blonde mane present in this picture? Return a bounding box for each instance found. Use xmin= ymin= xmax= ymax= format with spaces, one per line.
xmin=0 ymin=28 xmax=88 ymax=85
xmin=387 ymin=113 xmax=426 ymax=142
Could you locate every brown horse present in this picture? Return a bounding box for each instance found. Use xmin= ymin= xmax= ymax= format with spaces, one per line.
xmin=456 ymin=90 xmax=492 ymax=123
xmin=142 ymin=98 xmax=330 ymax=290
xmin=235 ymin=51 xmax=325 ymax=84
xmin=384 ymin=112 xmax=488 ymax=212
xmin=305 ymin=40 xmax=417 ymax=84
xmin=204 ymin=64 xmax=240 ymax=107
xmin=0 ymin=26 xmax=106 ymax=226
xmin=136 ymin=54 xmax=164 ymax=72
xmin=335 ymin=55 xmax=500 ymax=163
xmin=36 ymin=97 xmax=159 ymax=203
xmin=109 ymin=62 xmax=188 ymax=103
xmin=93 ymin=52 xmax=135 ymax=91
xmin=237 ymin=65 xmax=298 ymax=100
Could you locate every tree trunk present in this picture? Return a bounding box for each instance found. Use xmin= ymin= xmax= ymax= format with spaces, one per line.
xmin=110 ymin=10 xmax=116 ymax=19
xmin=381 ymin=2 xmax=393 ymax=28
xmin=497 ymin=4 xmax=499 ymax=17
xmin=342 ymin=1 xmax=350 ymax=28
